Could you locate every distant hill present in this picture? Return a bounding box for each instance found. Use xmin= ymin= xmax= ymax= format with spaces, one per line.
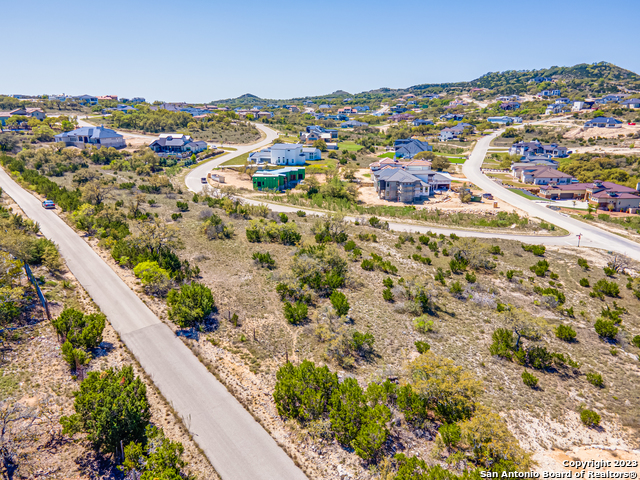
xmin=211 ymin=62 xmax=640 ymax=105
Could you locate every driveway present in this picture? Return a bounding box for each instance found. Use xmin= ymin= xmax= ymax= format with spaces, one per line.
xmin=0 ymin=168 xmax=307 ymax=480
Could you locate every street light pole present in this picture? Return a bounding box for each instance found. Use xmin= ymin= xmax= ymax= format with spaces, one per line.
xmin=576 ymin=233 xmax=582 ymax=247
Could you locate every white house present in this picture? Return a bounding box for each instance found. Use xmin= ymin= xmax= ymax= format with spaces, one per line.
xmin=249 ymin=143 xmax=321 ymax=166
xmin=584 ymin=117 xmax=622 ymax=129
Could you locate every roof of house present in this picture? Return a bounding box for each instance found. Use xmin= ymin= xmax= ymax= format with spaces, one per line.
xmin=271 ymin=143 xmax=303 ymax=150
xmin=56 ymin=126 xmax=122 ymax=139
xmin=150 ymin=133 xmax=194 ymax=147
xmin=585 ymin=117 xmax=622 ymax=125
xmin=521 ymin=167 xmax=573 ymax=178
xmin=621 ymin=98 xmax=640 ymax=105
xmin=376 ymin=168 xmax=426 ymax=185
xmin=590 ymin=191 xmax=640 ymax=200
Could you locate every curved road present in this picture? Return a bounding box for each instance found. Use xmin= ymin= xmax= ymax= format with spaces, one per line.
xmin=462 ymin=132 xmax=640 ymax=261
xmin=188 ymin=124 xmax=640 ymax=261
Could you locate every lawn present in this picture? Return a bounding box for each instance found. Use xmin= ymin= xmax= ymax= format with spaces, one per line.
xmin=508 ymin=188 xmax=542 ymax=201
xmin=220 ymin=152 xmax=249 ymax=166
xmin=448 ymin=158 xmax=466 ymax=164
xmin=377 ymin=152 xmax=394 ymax=159
xmin=338 ymin=141 xmax=363 ymax=152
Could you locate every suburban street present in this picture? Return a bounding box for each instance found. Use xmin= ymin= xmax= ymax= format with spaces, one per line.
xmin=188 ymin=125 xmax=640 ymax=261
xmin=462 ymin=132 xmax=640 ymax=261
xmin=0 ymin=167 xmax=308 ymax=480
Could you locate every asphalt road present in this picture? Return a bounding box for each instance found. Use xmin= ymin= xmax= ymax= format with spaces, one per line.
xmin=0 ymin=168 xmax=307 ymax=480
xmin=462 ymin=132 xmax=640 ymax=262
xmin=185 ymin=123 xmax=279 ymax=193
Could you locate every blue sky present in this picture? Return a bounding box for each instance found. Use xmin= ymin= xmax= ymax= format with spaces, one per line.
xmin=4 ymin=0 xmax=639 ymax=102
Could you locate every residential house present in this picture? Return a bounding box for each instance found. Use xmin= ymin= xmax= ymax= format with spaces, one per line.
xmin=539 ymin=181 xmax=638 ymax=201
xmin=497 ymin=95 xmax=520 ymax=102
xmin=318 ymin=104 xmax=331 ymax=110
xmin=131 ymin=97 xmax=146 ymax=103
xmin=572 ymin=101 xmax=595 ymax=112
xmin=389 ymin=114 xmax=414 ymax=122
xmin=248 ymin=144 xmax=321 ymax=166
xmin=353 ymin=106 xmax=370 ymax=112
xmin=412 ymin=119 xmax=434 ymax=126
xmin=288 ymin=106 xmax=300 ymax=113
xmin=584 ymin=117 xmax=622 ymax=129
xmin=621 ymin=98 xmax=640 ymax=109
xmin=438 ymin=123 xmax=474 ymax=142
xmin=394 ymin=138 xmax=432 ymax=158
xmin=595 ymin=94 xmax=627 ymax=104
xmin=54 ymin=125 xmax=126 ymax=149
xmin=439 ymin=113 xmax=464 ymax=121
xmin=257 ymin=111 xmax=274 ymax=119
xmin=373 ymin=168 xmax=430 ymax=202
xmin=516 ymin=166 xmax=574 ymax=185
xmin=1 ymin=107 xmax=46 ymax=122
xmin=341 ymin=120 xmax=368 ymax=128
xmin=538 ymin=90 xmax=561 ymax=97
xmin=500 ymin=101 xmax=521 ymax=111
xmin=487 ymin=116 xmax=522 ymax=125
xmin=148 ymin=134 xmax=207 ymax=157
xmin=510 ymin=160 xmax=558 ymax=173
xmin=252 ymin=167 xmax=305 ymax=191
xmin=73 ymin=95 xmax=98 ymax=105
xmin=98 ymin=95 xmax=118 ymax=101
xmin=509 ymin=141 xmax=568 ymax=158
xmin=545 ymin=104 xmax=571 ymax=115
xmin=531 ymin=77 xmax=553 ymax=83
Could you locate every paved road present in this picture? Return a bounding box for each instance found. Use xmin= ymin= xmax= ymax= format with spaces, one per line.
xmin=0 ymin=168 xmax=307 ymax=480
xmin=185 ymin=123 xmax=279 ymax=192
xmin=462 ymin=133 xmax=640 ymax=262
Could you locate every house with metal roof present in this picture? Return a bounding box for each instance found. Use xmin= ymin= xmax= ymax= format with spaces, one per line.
xmin=394 ymin=139 xmax=433 ymax=159
xmin=341 ymin=120 xmax=368 ymax=128
xmin=148 ymin=134 xmax=207 ymax=157
xmin=584 ymin=117 xmax=622 ymax=129
xmin=252 ymin=167 xmax=305 ymax=191
xmin=54 ymin=125 xmax=126 ymax=149
xmin=516 ymin=166 xmax=574 ymax=185
xmin=621 ymin=98 xmax=640 ymax=109
xmin=373 ymin=168 xmax=430 ymax=203
xmin=509 ymin=141 xmax=568 ymax=158
xmin=500 ymin=101 xmax=521 ymax=111
xmin=412 ymin=119 xmax=434 ymax=127
xmin=487 ymin=116 xmax=522 ymax=125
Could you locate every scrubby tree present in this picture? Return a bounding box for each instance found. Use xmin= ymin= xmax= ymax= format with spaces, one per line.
xmin=133 ymin=261 xmax=172 ymax=296
xmin=330 ymin=291 xmax=350 ymax=316
xmin=52 ymin=308 xmax=106 ymax=350
xmin=167 ymin=282 xmax=215 ymax=328
xmin=60 ymin=366 xmax=151 ymax=455
xmin=122 ymin=426 xmax=189 ymax=479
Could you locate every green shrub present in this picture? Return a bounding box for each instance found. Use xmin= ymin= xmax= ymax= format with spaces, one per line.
xmin=278 ymin=212 xmax=289 ymax=223
xmin=382 ymin=287 xmax=394 ymax=302
xmin=632 ymin=335 xmax=640 ymax=349
xmin=60 ymin=366 xmax=151 ymax=455
xmin=603 ymin=266 xmax=616 ymax=277
xmin=579 ymin=278 xmax=590 ymax=287
xmin=550 ymin=272 xmax=559 ymax=280
xmin=382 ymin=277 xmax=394 ymax=288
xmin=413 ymin=316 xmax=434 ymax=334
xmin=167 ymin=282 xmax=215 ymax=328
xmin=580 ymin=409 xmax=601 ymax=427
xmin=586 ymin=372 xmax=604 ymax=388
xmin=530 ymin=259 xmax=550 ymax=277
xmin=438 ymin=423 xmax=461 ymax=449
xmin=521 ymin=371 xmax=538 ymax=388
xmin=344 ymin=240 xmax=357 ymax=252
xmin=361 ymin=259 xmax=375 ymax=271
xmin=578 ymin=258 xmax=589 ymax=270
xmin=465 ymin=271 xmax=476 ymax=283
xmin=555 ymin=324 xmax=576 ymax=342
xmin=176 ymin=201 xmax=189 ymax=212
xmin=52 ymin=308 xmax=106 ymax=351
xmin=414 ymin=341 xmax=430 ymax=354
xmin=591 ymin=279 xmax=619 ymax=299
xmin=296 ymin=210 xmax=306 ymax=217
xmin=133 ymin=261 xmax=172 ymax=296
xmin=594 ymin=318 xmax=618 ymax=339
xmin=522 ymin=244 xmax=546 ymax=256
xmin=273 ymin=360 xmax=338 ymax=421
xmin=449 ymin=281 xmax=463 ymax=296
xmin=490 ymin=245 xmax=502 ymax=255
xmin=330 ymin=291 xmax=350 ymax=316
xmin=506 ymin=270 xmax=516 ymax=280
xmin=283 ymin=301 xmax=308 ymax=324
xmin=349 ymin=331 xmax=375 ymax=357
xmin=489 ymin=328 xmax=515 ymax=359
xmin=252 ymin=251 xmax=275 ymax=268
xmin=171 ymin=213 xmax=182 ymax=221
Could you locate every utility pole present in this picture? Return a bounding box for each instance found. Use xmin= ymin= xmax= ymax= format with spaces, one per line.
xmin=576 ymin=233 xmax=583 ymax=247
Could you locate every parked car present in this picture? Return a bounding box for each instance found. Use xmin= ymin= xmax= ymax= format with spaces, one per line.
xmin=201 ymin=177 xmax=207 ymax=184
xmin=42 ymin=200 xmax=56 ymax=209
xmin=629 ymin=122 xmax=636 ymax=126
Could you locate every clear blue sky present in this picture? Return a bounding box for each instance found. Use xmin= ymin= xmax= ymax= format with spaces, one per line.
xmin=4 ymin=0 xmax=639 ymax=103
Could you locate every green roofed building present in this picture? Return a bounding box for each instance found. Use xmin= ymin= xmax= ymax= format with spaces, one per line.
xmin=252 ymin=167 xmax=305 ymax=191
